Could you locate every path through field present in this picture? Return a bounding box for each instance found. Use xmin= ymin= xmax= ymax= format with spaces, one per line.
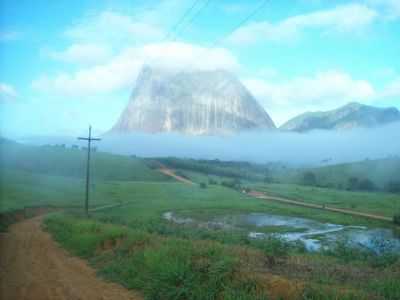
xmin=158 ymin=167 xmax=195 ymax=185
xmin=156 ymin=166 xmax=392 ymax=223
xmin=0 ymin=216 xmax=142 ymax=300
xmin=247 ymin=191 xmax=392 ymax=222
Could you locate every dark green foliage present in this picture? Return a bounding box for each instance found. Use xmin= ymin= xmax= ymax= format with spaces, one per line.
xmin=302 ymin=171 xmax=317 ymax=186
xmin=356 ymin=178 xmax=376 ymax=191
xmin=208 ymin=177 xmax=218 ymax=185
xmin=255 ymin=236 xmax=290 ymax=257
xmin=372 ymin=278 xmax=400 ymax=300
xmin=385 ymin=181 xmax=400 ymax=193
xmin=221 ymin=178 xmax=242 ymax=190
xmin=323 ymin=239 xmax=399 ymax=267
xmin=347 ymin=177 xmax=376 ymax=191
xmin=393 ymin=214 xmax=400 ymax=225
xmin=199 ymin=182 xmax=207 ymax=189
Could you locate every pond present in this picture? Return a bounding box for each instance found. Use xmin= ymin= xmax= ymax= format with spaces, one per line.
xmin=163 ymin=211 xmax=400 ymax=254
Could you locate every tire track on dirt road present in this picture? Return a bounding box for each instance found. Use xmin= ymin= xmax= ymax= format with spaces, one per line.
xmin=0 ymin=216 xmax=142 ymax=300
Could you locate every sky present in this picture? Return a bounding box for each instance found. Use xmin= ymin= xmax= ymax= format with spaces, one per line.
xmin=1 ymin=0 xmax=400 ymax=137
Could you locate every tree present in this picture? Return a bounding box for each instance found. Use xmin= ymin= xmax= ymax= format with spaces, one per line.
xmin=263 ymin=168 xmax=273 ymax=183
xmin=385 ymin=181 xmax=400 ymax=193
xmin=302 ymin=171 xmax=317 ymax=186
xmin=393 ymin=214 xmax=400 ymax=225
xmin=347 ymin=177 xmax=359 ymax=191
xmin=200 ymin=182 xmax=207 ymax=189
xmin=358 ymin=178 xmax=376 ymax=191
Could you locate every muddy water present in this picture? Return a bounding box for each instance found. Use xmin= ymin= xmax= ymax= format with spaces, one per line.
xmin=163 ymin=212 xmax=400 ymax=253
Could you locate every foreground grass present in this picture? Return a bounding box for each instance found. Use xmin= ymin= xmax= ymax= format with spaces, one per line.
xmin=45 ymin=213 xmax=400 ymax=300
xmin=45 ymin=214 xmax=268 ymax=300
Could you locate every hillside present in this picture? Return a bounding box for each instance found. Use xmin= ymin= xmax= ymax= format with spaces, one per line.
xmin=280 ymin=102 xmax=400 ymax=132
xmin=0 ymin=140 xmax=170 ymax=182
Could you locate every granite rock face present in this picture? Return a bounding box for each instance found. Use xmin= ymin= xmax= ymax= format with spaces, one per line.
xmin=111 ymin=66 xmax=276 ymax=135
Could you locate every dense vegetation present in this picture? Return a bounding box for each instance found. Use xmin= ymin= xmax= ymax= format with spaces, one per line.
xmin=155 ymin=155 xmax=400 ymax=194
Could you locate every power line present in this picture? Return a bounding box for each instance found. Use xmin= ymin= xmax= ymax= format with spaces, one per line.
xmin=163 ymin=0 xmax=204 ymax=41
xmin=171 ymin=0 xmax=213 ymax=41
xmin=210 ymin=0 xmax=270 ymax=47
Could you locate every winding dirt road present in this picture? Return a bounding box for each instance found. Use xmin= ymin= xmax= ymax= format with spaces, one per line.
xmin=247 ymin=191 xmax=392 ymax=222
xmin=0 ymin=216 xmax=142 ymax=300
xmin=158 ymin=167 xmax=195 ymax=185
xmin=156 ymin=166 xmax=392 ymax=223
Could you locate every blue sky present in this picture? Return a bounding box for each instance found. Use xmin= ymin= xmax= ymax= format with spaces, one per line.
xmin=1 ymin=0 xmax=399 ymax=137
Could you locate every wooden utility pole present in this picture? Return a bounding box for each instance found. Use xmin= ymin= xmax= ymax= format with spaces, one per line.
xmin=78 ymin=125 xmax=101 ymax=217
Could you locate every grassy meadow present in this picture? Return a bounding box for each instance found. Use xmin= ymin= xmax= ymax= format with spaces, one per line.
xmin=1 ymin=139 xmax=400 ymax=299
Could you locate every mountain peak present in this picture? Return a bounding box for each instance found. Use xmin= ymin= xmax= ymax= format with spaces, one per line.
xmin=280 ymin=102 xmax=400 ymax=132
xmin=110 ymin=66 xmax=276 ymax=135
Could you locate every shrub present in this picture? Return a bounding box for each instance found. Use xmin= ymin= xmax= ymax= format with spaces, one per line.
xmin=393 ymin=214 xmax=400 ymax=225
xmin=199 ymin=182 xmax=207 ymax=189
xmin=357 ymin=178 xmax=376 ymax=191
xmin=385 ymin=181 xmax=400 ymax=193
xmin=208 ymin=178 xmax=217 ymax=185
xmin=302 ymin=171 xmax=317 ymax=186
xmin=347 ymin=177 xmax=359 ymax=191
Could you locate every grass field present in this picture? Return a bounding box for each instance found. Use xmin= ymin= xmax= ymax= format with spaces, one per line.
xmin=249 ymin=183 xmax=400 ymax=219
xmin=2 ymin=140 xmax=400 ymax=299
xmin=1 ymin=139 xmax=170 ymax=181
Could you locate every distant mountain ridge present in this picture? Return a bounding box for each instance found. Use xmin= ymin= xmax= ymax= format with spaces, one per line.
xmin=280 ymin=102 xmax=400 ymax=132
xmin=110 ymin=66 xmax=276 ymax=135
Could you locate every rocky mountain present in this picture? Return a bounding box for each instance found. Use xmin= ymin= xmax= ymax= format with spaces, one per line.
xmin=110 ymin=66 xmax=276 ymax=135
xmin=280 ymin=102 xmax=400 ymax=132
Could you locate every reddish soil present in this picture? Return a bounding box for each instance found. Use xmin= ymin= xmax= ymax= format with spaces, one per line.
xmin=158 ymin=167 xmax=195 ymax=185
xmin=0 ymin=216 xmax=142 ymax=300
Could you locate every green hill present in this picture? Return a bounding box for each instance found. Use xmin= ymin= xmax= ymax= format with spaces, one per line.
xmin=0 ymin=139 xmax=170 ymax=182
xmin=300 ymin=157 xmax=400 ymax=190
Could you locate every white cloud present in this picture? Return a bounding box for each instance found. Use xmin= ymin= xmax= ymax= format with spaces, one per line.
xmin=32 ymin=42 xmax=239 ymax=96
xmin=65 ymin=10 xmax=164 ymax=43
xmin=243 ymin=71 xmax=376 ymax=125
xmin=368 ymin=0 xmax=400 ymax=19
xmin=381 ymin=77 xmax=400 ymax=98
xmin=228 ymin=3 xmax=378 ymax=44
xmin=0 ymin=83 xmax=18 ymax=102
xmin=47 ymin=43 xmax=113 ymax=65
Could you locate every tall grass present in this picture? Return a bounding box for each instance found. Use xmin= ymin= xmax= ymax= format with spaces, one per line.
xmin=44 ymin=214 xmax=268 ymax=300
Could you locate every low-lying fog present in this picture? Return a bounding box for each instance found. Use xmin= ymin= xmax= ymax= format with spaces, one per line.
xmin=19 ymin=122 xmax=400 ymax=166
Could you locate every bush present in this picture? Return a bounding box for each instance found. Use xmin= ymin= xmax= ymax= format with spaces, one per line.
xmin=347 ymin=177 xmax=376 ymax=191
xmin=208 ymin=178 xmax=217 ymax=185
xmin=199 ymin=182 xmax=207 ymax=189
xmin=358 ymin=178 xmax=376 ymax=191
xmin=221 ymin=179 xmax=241 ymax=190
xmin=347 ymin=177 xmax=359 ymax=191
xmin=393 ymin=214 xmax=400 ymax=225
xmin=302 ymin=171 xmax=317 ymax=186
xmin=385 ymin=181 xmax=400 ymax=193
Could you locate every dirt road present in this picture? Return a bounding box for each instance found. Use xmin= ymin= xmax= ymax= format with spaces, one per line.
xmin=159 ymin=167 xmax=195 ymax=185
xmin=0 ymin=216 xmax=142 ymax=300
xmin=248 ymin=191 xmax=393 ymax=222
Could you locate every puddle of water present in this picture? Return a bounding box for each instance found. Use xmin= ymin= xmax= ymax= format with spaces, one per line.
xmin=163 ymin=211 xmax=400 ymax=254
